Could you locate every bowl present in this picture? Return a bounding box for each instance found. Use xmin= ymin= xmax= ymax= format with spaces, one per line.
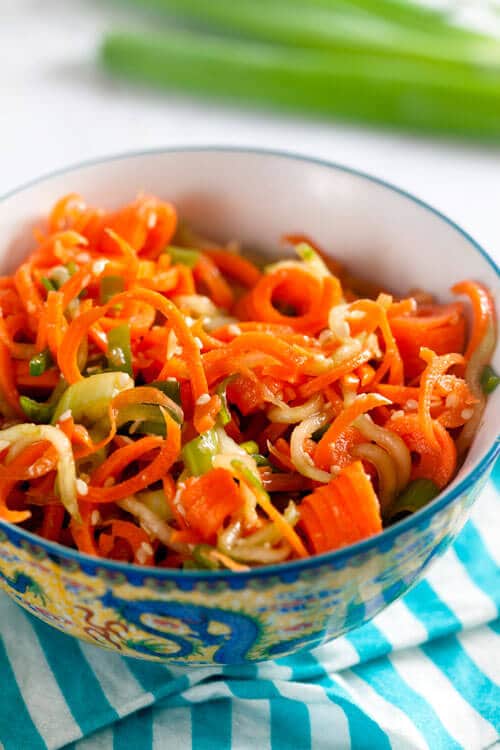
xmin=0 ymin=147 xmax=498 ymax=665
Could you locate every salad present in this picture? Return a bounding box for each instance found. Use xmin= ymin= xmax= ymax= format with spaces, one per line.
xmin=0 ymin=193 xmax=496 ymax=570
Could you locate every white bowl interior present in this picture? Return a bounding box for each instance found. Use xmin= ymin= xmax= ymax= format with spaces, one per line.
xmin=1 ymin=149 xmax=498 ymax=494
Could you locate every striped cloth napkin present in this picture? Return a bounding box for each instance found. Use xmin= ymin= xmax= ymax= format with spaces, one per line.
xmin=0 ymin=464 xmax=498 ymax=750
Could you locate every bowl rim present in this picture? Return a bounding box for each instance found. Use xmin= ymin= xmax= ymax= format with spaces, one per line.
xmin=0 ymin=144 xmax=498 ymax=581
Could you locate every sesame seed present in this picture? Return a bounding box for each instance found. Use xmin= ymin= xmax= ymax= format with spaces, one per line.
xmin=128 ymin=420 xmax=141 ymax=435
xmin=461 ymin=408 xmax=474 ymax=421
xmin=185 ymin=316 xmax=195 ymax=327
xmin=58 ymin=409 xmax=73 ymax=422
xmin=92 ymin=259 xmax=108 ymax=275
xmin=147 ymin=213 xmax=157 ymax=229
xmin=227 ymin=324 xmax=241 ymax=336
xmin=90 ymin=510 xmax=101 ymax=526
xmin=318 ymin=329 xmax=333 ymax=344
xmin=76 ymin=478 xmax=88 ymax=496
xmin=167 ymin=377 xmax=177 ymax=382
xmin=76 ymin=252 xmax=91 ymax=263
xmin=330 ymin=464 xmax=341 ymax=476
xmin=194 ymin=337 xmax=203 ymax=349
xmin=392 ymin=410 xmax=405 ymax=420
xmin=406 ymin=399 xmax=418 ymax=410
xmin=348 ymin=310 xmax=366 ymax=320
xmin=173 ymin=346 xmax=183 ymax=356
xmin=196 ymin=393 xmax=211 ymax=406
xmin=140 ymin=541 xmax=154 ymax=556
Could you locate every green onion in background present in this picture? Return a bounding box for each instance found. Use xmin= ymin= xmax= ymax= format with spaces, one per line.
xmin=122 ymin=0 xmax=497 ymax=67
xmin=101 ymin=25 xmax=500 ymax=140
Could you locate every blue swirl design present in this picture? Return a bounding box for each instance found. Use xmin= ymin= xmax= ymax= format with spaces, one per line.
xmin=101 ymin=589 xmax=260 ymax=662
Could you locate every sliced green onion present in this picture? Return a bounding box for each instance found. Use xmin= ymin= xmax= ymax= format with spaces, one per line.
xmin=19 ymin=396 xmax=54 ymax=424
xmin=192 ymin=544 xmax=221 ymax=569
xmin=165 ymin=245 xmax=200 ymax=267
xmin=107 ymin=324 xmax=133 ymax=376
xmin=311 ymin=422 xmax=329 ymax=442
xmin=182 ymin=427 xmax=219 ymax=476
xmin=66 ymin=261 xmax=78 ymax=276
xmin=41 ymin=277 xmax=57 ymax=293
xmin=216 ymin=376 xmax=235 ymax=425
xmin=29 ymin=348 xmax=53 ymax=377
xmin=240 ymin=440 xmax=259 ymax=455
xmin=52 ymin=371 xmax=134 ymax=425
xmin=480 ymin=365 xmax=500 ymax=395
xmin=116 ymin=403 xmax=167 ymax=436
xmin=137 ymin=489 xmax=172 ymax=521
xmin=389 ymin=478 xmax=440 ymax=520
xmin=148 ymin=378 xmax=182 ymax=405
xmin=254 ymin=454 xmax=271 ymax=467
xmin=100 ymin=274 xmax=125 ymax=304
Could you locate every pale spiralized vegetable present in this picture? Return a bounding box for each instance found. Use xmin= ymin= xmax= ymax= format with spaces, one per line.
xmin=173 ymin=294 xmax=219 ymax=317
xmin=218 ymin=502 xmax=298 ymax=563
xmin=354 ymin=414 xmax=411 ymax=492
xmin=328 ymin=304 xmax=351 ymax=341
xmin=291 ymin=412 xmax=332 ymax=483
xmin=264 ymin=243 xmax=331 ymax=282
xmin=352 ymin=442 xmax=398 ymax=513
xmin=457 ymin=319 xmax=496 ymax=456
xmin=0 ymin=423 xmax=79 ymax=520
xmin=212 ymin=427 xmax=260 ymax=527
xmin=118 ymin=496 xmax=187 ymax=554
xmin=267 ymin=394 xmax=324 ymax=424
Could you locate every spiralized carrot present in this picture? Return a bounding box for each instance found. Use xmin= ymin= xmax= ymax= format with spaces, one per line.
xmin=0 ymin=195 xmax=494 ymax=570
xmin=314 ymin=393 xmax=391 ymax=470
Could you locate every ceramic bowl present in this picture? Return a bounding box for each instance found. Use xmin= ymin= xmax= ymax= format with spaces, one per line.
xmin=0 ymin=148 xmax=498 ymax=664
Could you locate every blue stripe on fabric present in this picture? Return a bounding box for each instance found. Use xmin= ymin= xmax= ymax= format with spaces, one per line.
xmin=280 ymin=652 xmax=391 ymax=750
xmin=0 ymin=636 xmax=46 ymax=750
xmin=226 ymin=665 xmax=311 ymax=750
xmin=191 ymin=700 xmax=232 ymax=750
xmin=352 ymin=656 xmax=462 ymax=750
xmin=453 ymin=521 xmax=500 ymax=610
xmin=346 ymin=621 xmax=391 ymax=663
xmin=403 ymin=580 xmax=461 ymax=639
xmin=265 ymin=658 xmax=311 ymax=750
xmin=113 ymin=706 xmax=153 ymax=750
xmin=125 ymin=659 xmax=190 ymax=698
xmin=346 ymin=622 xmax=461 ymax=750
xmin=421 ymin=635 xmax=500 ymax=732
xmin=30 ymin=618 xmax=118 ymax=736
xmin=489 ymin=618 xmax=500 ymax=636
xmin=270 ymin=698 xmax=311 ymax=750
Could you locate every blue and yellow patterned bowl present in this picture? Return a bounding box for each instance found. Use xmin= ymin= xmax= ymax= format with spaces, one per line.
xmin=0 ymin=148 xmax=498 ymax=665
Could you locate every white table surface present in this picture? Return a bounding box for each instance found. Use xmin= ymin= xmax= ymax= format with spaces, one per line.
xmin=1 ymin=0 xmax=500 ymax=268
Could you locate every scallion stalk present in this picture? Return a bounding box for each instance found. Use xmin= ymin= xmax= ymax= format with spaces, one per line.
xmin=101 ymin=30 xmax=500 ymax=140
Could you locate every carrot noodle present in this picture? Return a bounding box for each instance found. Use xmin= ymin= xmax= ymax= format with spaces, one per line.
xmin=0 ymin=193 xmax=495 ymax=568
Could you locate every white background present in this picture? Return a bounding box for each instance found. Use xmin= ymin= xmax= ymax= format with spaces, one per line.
xmin=2 ymin=0 xmax=500 ymax=266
